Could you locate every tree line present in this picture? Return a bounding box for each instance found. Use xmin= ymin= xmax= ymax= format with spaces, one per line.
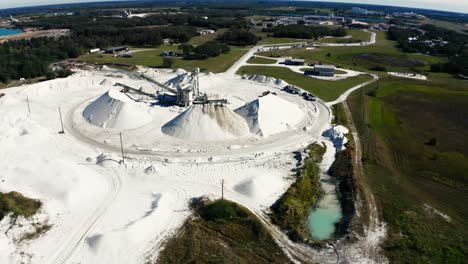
xmin=264 ymin=24 xmax=347 ymax=39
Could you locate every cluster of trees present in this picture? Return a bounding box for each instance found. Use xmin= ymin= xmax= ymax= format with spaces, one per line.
xmin=0 ymin=37 xmax=80 ymax=82
xmin=217 ymin=29 xmax=259 ymax=46
xmin=0 ymin=13 xmax=254 ymax=83
xmin=388 ymin=25 xmax=468 ymax=56
xmin=387 ymin=25 xmax=468 ymax=76
xmin=178 ymin=41 xmax=230 ymax=59
xmin=265 ymin=24 xmax=346 ymax=39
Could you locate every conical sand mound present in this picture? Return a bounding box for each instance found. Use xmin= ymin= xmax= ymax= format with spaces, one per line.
xmin=235 ymin=94 xmax=304 ymax=137
xmin=161 ymin=104 xmax=250 ymax=141
xmin=83 ymin=89 xmax=152 ymax=129
xmin=164 ymin=72 xmax=193 ymax=90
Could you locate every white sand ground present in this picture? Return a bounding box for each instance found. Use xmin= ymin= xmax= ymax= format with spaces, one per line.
xmin=0 ymin=66 xmax=333 ymax=264
xmin=0 ymin=30 xmax=386 ymax=263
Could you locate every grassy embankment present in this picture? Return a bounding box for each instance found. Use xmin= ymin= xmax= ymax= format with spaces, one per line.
xmin=237 ymin=66 xmax=373 ymax=101
xmin=156 ymin=199 xmax=291 ymax=264
xmin=0 ymin=191 xmax=50 ymax=242
xmin=257 ymin=31 xmax=445 ymax=73
xmin=79 ymin=44 xmax=250 ymax=73
xmin=246 ymin=56 xmax=277 ymax=64
xmin=347 ymin=74 xmax=468 ymax=263
xmin=270 ymin=143 xmax=326 ymax=242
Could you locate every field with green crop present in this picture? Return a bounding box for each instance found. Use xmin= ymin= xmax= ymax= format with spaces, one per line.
xmin=237 ymin=66 xmax=373 ymax=101
xmin=258 ymin=32 xmax=445 ymax=73
xmin=347 ymin=74 xmax=468 ymax=263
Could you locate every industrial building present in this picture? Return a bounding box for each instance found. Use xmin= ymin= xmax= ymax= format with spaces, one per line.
xmin=198 ymin=29 xmax=215 ymax=35
xmin=314 ymin=65 xmax=335 ymax=76
xmin=284 ymin=58 xmax=305 ymax=66
xmin=104 ymin=47 xmax=129 ymax=54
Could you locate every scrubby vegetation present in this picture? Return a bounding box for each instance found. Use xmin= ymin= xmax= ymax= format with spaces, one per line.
xmin=329 ymin=144 xmax=358 ymax=235
xmin=270 ymin=143 xmax=326 ymax=242
xmin=156 ymin=199 xmax=291 ymax=264
xmin=0 ymin=191 xmax=42 ymax=221
xmin=347 ymin=76 xmax=467 ymax=263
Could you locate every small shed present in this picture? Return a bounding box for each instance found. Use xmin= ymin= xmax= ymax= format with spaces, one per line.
xmin=314 ymin=65 xmax=335 ymax=77
xmin=284 ymin=58 xmax=305 ymax=66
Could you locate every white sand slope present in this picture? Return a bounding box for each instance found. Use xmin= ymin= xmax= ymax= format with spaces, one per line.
xmin=235 ymin=94 xmax=305 ymax=137
xmin=233 ymin=174 xmax=285 ymax=204
xmin=83 ymin=89 xmax=152 ymax=129
xmin=161 ymin=104 xmax=250 ymax=141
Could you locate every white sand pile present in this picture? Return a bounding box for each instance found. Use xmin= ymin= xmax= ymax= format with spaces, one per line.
xmin=83 ymin=89 xmax=152 ymax=129
xmin=164 ymin=72 xmax=193 ymax=90
xmin=161 ymin=104 xmax=250 ymax=141
xmin=233 ymin=174 xmax=285 ymax=203
xmin=242 ymin=74 xmax=285 ymax=86
xmin=323 ymin=125 xmax=349 ymax=151
xmin=235 ymin=94 xmax=304 ymax=137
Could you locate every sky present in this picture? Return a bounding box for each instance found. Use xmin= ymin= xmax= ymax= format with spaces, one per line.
xmin=0 ymin=0 xmax=467 ymax=14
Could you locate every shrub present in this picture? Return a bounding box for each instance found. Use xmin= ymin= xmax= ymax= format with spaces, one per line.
xmin=162 ymin=57 xmax=175 ymax=68
xmin=200 ymin=200 xmax=245 ymax=221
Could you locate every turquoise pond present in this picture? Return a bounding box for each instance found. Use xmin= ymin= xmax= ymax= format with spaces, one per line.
xmin=307 ymin=140 xmax=343 ymax=240
xmin=0 ymin=28 xmax=23 ymax=36
xmin=308 ymin=203 xmax=343 ymax=240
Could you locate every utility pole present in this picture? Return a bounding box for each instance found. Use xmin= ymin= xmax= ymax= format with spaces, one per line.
xmin=221 ymin=179 xmax=224 ymax=200
xmin=119 ymin=132 xmax=125 ymax=164
xmin=26 ymin=96 xmax=31 ymax=114
xmin=58 ymin=107 xmax=65 ymax=134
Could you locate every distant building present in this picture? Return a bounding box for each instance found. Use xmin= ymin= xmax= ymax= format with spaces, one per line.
xmin=89 ymin=48 xmax=100 ymax=54
xmin=284 ymin=58 xmax=305 ymax=66
xmin=198 ymin=29 xmax=215 ymax=35
xmin=162 ymin=38 xmax=173 ymax=45
xmin=351 ymin=7 xmax=368 ymax=15
xmin=314 ymin=65 xmax=335 ymax=76
xmin=104 ymin=47 xmax=129 ymax=54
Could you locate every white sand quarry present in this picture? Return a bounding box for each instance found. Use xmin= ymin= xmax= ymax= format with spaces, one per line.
xmin=162 ymin=104 xmax=250 ymax=141
xmin=83 ymin=89 xmax=152 ymax=129
xmin=235 ymin=93 xmax=305 ymax=137
xmin=0 ymin=62 xmax=383 ymax=264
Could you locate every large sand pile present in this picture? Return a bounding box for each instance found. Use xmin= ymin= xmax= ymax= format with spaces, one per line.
xmin=161 ymin=104 xmax=250 ymax=141
xmin=83 ymin=89 xmax=152 ymax=129
xmin=164 ymin=72 xmax=193 ymax=90
xmin=242 ymin=74 xmax=285 ymax=86
xmin=235 ymin=94 xmax=304 ymax=137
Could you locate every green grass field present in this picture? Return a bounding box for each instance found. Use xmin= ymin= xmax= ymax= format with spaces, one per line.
xmin=246 ymin=56 xmax=277 ymax=64
xmin=258 ymin=28 xmax=371 ymax=45
xmin=347 ymin=74 xmax=468 ymax=263
xmin=79 ymin=45 xmax=250 ymax=73
xmin=237 ymin=66 xmax=373 ymax=101
xmin=317 ymin=29 xmax=370 ymax=43
xmin=257 ymin=32 xmax=445 ymax=73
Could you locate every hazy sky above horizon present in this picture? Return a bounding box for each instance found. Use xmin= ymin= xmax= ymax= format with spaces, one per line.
xmin=0 ymin=0 xmax=467 ymax=14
